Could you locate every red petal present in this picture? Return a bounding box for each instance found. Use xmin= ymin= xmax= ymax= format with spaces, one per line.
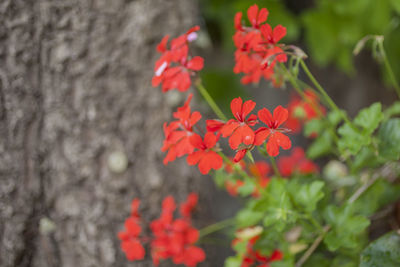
xmin=122 ymin=239 xmax=145 ymax=261
xmin=187 ymin=25 xmax=200 ymax=35
xmin=131 ymin=198 xmax=140 ymax=217
xmin=206 ymin=119 xmax=225 ymax=132
xmin=258 ymin=108 xmax=274 ymax=127
xmin=220 ymin=120 xmax=239 ymax=137
xmin=228 ymin=125 xmax=254 ymax=149
xmin=204 ymin=132 xmax=217 ymax=149
xmin=125 ymin=218 xmax=141 ymax=236
xmin=187 ymin=151 xmax=203 ymax=165
xmin=190 ymin=111 xmax=202 ymax=126
xmin=230 ymin=97 xmax=243 ymax=120
xmin=247 ymin=4 xmax=259 ymax=27
xmin=177 ymin=71 xmax=191 ymax=92
xmin=234 ymin=149 xmax=247 ymax=162
xmin=260 ymin=24 xmax=272 ymax=41
xmin=162 ymin=196 xmax=176 ymax=212
xmin=187 ymin=56 xmax=204 ymax=71
xmin=189 ymin=134 xmax=204 ymax=149
xmin=273 ymin=25 xmax=286 ymax=43
xmin=242 ymin=100 xmax=256 ymax=119
xmin=234 ymin=12 xmax=243 ymax=30
xmin=157 ymin=35 xmax=169 ymax=53
xmin=266 ymin=132 xmax=291 ymax=157
xmin=257 ymin=8 xmax=269 ymax=26
xmin=273 ymin=106 xmax=289 ymax=128
xmin=184 ymin=246 xmax=206 ymax=267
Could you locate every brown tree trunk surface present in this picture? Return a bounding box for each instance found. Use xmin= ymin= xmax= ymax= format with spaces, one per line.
xmin=0 ymin=0 xmax=216 ymax=266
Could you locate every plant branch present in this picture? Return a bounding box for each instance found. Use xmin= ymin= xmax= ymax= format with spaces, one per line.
xmin=195 ymin=79 xmax=227 ymax=121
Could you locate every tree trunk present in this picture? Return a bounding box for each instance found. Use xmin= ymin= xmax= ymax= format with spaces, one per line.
xmin=0 ymin=0 xmax=214 ymax=266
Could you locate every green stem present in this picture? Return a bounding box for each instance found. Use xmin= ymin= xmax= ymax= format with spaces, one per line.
xmin=377 ymin=38 xmax=400 ymax=99
xmin=299 ymin=60 xmax=354 ymax=127
xmin=269 ymin=156 xmax=281 ymax=179
xmin=195 ymin=79 xmax=227 ymax=121
xmin=280 ymin=63 xmax=339 ymax=143
xmin=199 ymin=218 xmax=236 ymax=238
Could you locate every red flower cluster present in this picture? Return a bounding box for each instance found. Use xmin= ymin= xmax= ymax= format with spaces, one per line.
xmin=277 ymin=147 xmax=318 ymax=177
xmin=162 ymin=94 xmax=201 ymax=165
xmin=152 ymin=26 xmax=204 ymax=92
xmin=118 ymin=194 xmax=205 ymax=267
xmin=233 ymin=4 xmax=287 ymax=85
xmin=207 ymin=97 xmax=291 ymax=162
xmin=118 ymin=199 xmax=145 ymax=261
xmin=286 ymin=89 xmax=326 ymax=135
xmin=162 ymin=94 xmax=223 ymax=174
xmin=234 ymin=235 xmax=283 ymax=267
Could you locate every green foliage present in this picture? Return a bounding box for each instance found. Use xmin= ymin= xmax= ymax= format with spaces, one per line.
xmin=360 ymin=231 xmax=400 ymax=267
xmin=353 ymin=103 xmax=384 ymax=134
xmin=288 ymin=180 xmax=325 ymax=213
xmin=378 ymin=118 xmax=400 ymax=160
xmin=323 ymin=205 xmax=370 ymax=251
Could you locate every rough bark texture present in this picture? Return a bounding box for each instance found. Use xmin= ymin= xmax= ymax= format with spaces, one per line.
xmin=0 ymin=0 xmax=216 ymax=266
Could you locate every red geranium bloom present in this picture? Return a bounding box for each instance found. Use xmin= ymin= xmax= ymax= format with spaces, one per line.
xmin=150 ymin=195 xmax=205 ymax=267
xmin=187 ymin=132 xmax=223 ymax=175
xmin=256 ymin=106 xmax=291 ymax=157
xmin=234 ymin=235 xmax=283 ymax=267
xmin=180 ymin=193 xmax=198 ymax=219
xmin=286 ymin=89 xmax=326 ymax=134
xmin=220 ymin=97 xmax=258 ymax=150
xmin=233 ymin=4 xmax=287 ymax=85
xmin=118 ymin=198 xmax=145 ymax=261
xmin=162 ymin=94 xmax=201 ymax=164
xmin=277 ymin=147 xmax=318 ymax=177
xmin=152 ymin=26 xmax=204 ymax=92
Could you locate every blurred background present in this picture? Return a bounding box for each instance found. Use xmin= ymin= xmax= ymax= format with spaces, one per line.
xmin=0 ymin=0 xmax=399 ymax=266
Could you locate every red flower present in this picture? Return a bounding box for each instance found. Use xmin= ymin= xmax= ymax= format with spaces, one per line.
xmin=277 ymin=147 xmax=318 ymax=177
xmin=220 ymin=97 xmax=258 ymax=150
xmin=286 ymin=90 xmax=326 ymax=134
xmin=150 ymin=195 xmax=205 ymax=267
xmin=180 ymin=193 xmax=198 ymax=219
xmin=234 ymin=235 xmax=283 ymax=267
xmin=233 ymin=4 xmax=287 ymax=85
xmin=256 ymin=106 xmax=291 ymax=157
xmin=152 ymin=26 xmax=204 ymax=92
xmin=187 ymin=132 xmax=223 ymax=175
xmin=247 ymin=4 xmax=269 ymax=29
xmin=118 ymin=199 xmax=145 ymax=261
xmin=162 ymin=94 xmax=201 ymax=164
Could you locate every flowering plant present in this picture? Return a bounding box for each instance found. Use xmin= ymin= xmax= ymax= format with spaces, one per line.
xmin=119 ymin=4 xmax=400 ymax=267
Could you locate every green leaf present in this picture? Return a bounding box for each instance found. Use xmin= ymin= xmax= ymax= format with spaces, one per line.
xmin=288 ymin=180 xmax=325 ymax=213
xmin=338 ymin=123 xmax=370 ymax=155
xmin=384 ymin=101 xmax=400 ymax=119
xmin=328 ymin=110 xmax=345 ymax=126
xmin=353 ymin=180 xmax=400 ymax=217
xmin=391 ymin=0 xmax=400 ymax=14
xmin=236 ymin=209 xmax=264 ymax=228
xmin=225 ymin=256 xmax=242 ymax=267
xmin=360 ymin=231 xmax=400 ymax=267
xmin=323 ymin=205 xmax=370 ymax=251
xmin=354 ymin=103 xmax=384 ymax=134
xmin=307 ymin=131 xmax=334 ymax=159
xmin=378 ymin=118 xmax=400 ymax=160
